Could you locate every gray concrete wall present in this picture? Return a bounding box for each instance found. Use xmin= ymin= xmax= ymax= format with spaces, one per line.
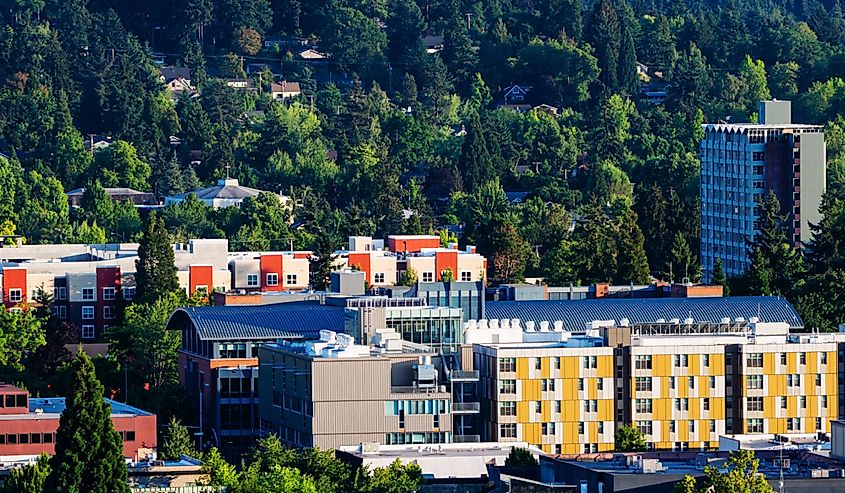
xmin=799 ymin=131 xmax=826 ymax=244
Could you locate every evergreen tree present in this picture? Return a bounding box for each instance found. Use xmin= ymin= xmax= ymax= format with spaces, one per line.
xmin=161 ymin=416 xmax=198 ymax=460
xmin=585 ymin=0 xmax=621 ymax=92
xmin=746 ymin=191 xmax=805 ymax=299
xmin=458 ymin=111 xmax=493 ymax=192
xmin=310 ymin=228 xmax=340 ymax=291
xmin=616 ymin=0 xmax=639 ymax=95
xmin=668 ymin=44 xmax=710 ymax=117
xmin=669 ymin=232 xmax=699 ymax=282
xmin=542 ymin=0 xmax=583 ymax=41
xmin=712 ymin=257 xmax=730 ymax=296
xmin=46 ymin=350 xmax=130 ymax=493
xmin=135 ymin=211 xmax=179 ymax=304
xmin=615 ymin=210 xmax=650 ymax=284
xmin=386 ymin=0 xmax=424 ymax=77
xmin=3 ymin=454 xmax=50 ymax=493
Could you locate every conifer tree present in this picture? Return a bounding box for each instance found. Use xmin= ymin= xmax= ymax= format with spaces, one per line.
xmin=585 ymin=0 xmax=621 ymax=92
xmin=712 ymin=257 xmax=730 ymax=296
xmin=745 ymin=191 xmax=804 ymax=299
xmin=161 ymin=416 xmax=198 ymax=460
xmin=458 ymin=111 xmax=493 ymax=192
xmin=615 ymin=210 xmax=650 ymax=284
xmin=135 ymin=211 xmax=179 ymax=304
xmin=46 ymin=350 xmax=130 ymax=493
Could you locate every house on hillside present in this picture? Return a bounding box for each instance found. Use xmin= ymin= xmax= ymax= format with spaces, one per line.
xmin=270 ymin=81 xmax=301 ymax=100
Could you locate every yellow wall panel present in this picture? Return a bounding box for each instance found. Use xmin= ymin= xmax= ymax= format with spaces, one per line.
xmin=763 ymin=353 xmax=775 ymax=375
xmin=517 ymin=358 xmax=529 ymax=379
xmin=564 ymin=357 xmax=578 ymax=378
xmin=787 ymin=353 xmax=797 ymax=374
xmin=517 ymin=401 xmax=530 ymax=422
xmin=807 ymin=354 xmax=818 ymax=374
xmin=598 ymin=355 xmax=613 ymax=376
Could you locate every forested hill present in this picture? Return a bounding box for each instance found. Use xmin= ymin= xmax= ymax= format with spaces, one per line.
xmin=0 ymin=0 xmax=844 ymax=328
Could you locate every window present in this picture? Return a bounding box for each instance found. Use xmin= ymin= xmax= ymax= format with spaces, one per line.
xmin=578 ymin=378 xmax=584 ymax=391
xmin=747 ymin=418 xmax=764 ymax=433
xmin=81 ymin=325 xmax=95 ymax=339
xmin=747 ymin=397 xmax=764 ymax=412
xmin=542 ymin=423 xmax=555 ymax=435
xmin=817 ymin=417 xmax=823 ymax=431
xmin=54 ymin=305 xmax=67 ymax=319
xmin=752 ymin=151 xmax=765 ymax=161
xmin=670 ymin=377 xmax=676 ymax=390
xmin=103 ymin=306 xmax=114 ymax=320
xmin=747 ymin=353 xmax=763 ymax=367
xmin=583 ymin=356 xmax=597 ymax=369
xmin=266 ymin=273 xmax=279 ymax=286
xmin=816 ymin=374 xmax=822 ymax=386
xmin=102 ymin=287 xmax=115 ymax=301
xmin=688 ymin=377 xmax=696 ymax=389
xmin=800 ymin=396 xmax=806 ymax=409
xmin=689 ymin=421 xmax=695 ymax=433
xmin=635 ymin=399 xmax=653 ymax=413
xmin=781 ymin=353 xmax=787 ymax=365
xmin=8 ymin=289 xmax=21 ymax=303
xmin=500 ymin=401 xmax=516 ymax=416
xmin=554 ymin=357 xmax=561 ymax=370
xmin=373 ymin=273 xmax=385 ymax=284
xmin=578 ymin=422 xmax=585 ymax=434
xmin=499 ymin=380 xmax=516 ymax=394
xmin=822 ymin=395 xmax=828 ymax=408
xmin=500 ymin=423 xmax=517 ymax=438
xmin=781 ymin=397 xmax=787 ymax=409
xmin=670 ymin=420 xmax=676 ymax=433
xmin=499 ymin=358 xmax=516 ymax=373
xmin=460 ymin=271 xmax=472 ymax=282
xmin=534 ymin=401 xmax=542 ymax=413
xmin=703 ymin=354 xmax=710 ymax=367
xmin=285 ymin=274 xmax=298 ymax=285
xmin=535 ymin=358 xmax=542 ymax=370
xmin=54 ymin=287 xmax=66 ymax=301
xmin=674 ymin=354 xmax=689 ymax=367
xmin=422 ymin=272 xmax=434 ymax=282
xmin=247 ymin=274 xmax=259 ymax=287
xmin=636 ymin=421 xmax=653 ymax=435
xmin=800 ymin=352 xmax=807 ymax=365
xmin=597 ymin=378 xmax=603 ymax=391
xmin=123 ymin=287 xmax=135 ymax=301
xmin=709 ymin=376 xmax=716 ymax=389
xmin=787 ymin=374 xmax=801 ymax=387
xmin=635 ymin=355 xmax=652 ymax=370
xmin=598 ymin=422 xmax=604 ymax=434
xmin=635 ymin=377 xmax=652 ymax=392
xmin=555 ymin=401 xmax=561 ymax=413
xmin=710 ymin=420 xmax=716 ymax=433
xmin=747 ymin=375 xmax=764 ymax=390
xmin=674 ymin=398 xmax=689 ymax=411
xmin=822 ymin=353 xmax=828 ymax=365
xmin=82 ymin=288 xmax=94 ymax=301
xmin=82 ymin=306 xmax=95 ymax=320
xmin=703 ymin=398 xmax=710 ymax=411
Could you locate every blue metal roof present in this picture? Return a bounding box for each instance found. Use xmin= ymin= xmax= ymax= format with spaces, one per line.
xmin=485 ymin=296 xmax=803 ymax=330
xmin=167 ymin=301 xmax=346 ymax=341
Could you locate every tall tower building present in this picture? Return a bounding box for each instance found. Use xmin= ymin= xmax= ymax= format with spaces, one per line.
xmin=700 ymin=100 xmax=826 ymax=280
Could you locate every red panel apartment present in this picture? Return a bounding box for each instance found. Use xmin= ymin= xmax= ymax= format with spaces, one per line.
xmin=0 ymin=384 xmax=157 ymax=464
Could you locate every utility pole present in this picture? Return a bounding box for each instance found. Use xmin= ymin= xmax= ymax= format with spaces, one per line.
xmin=465 ymin=12 xmax=473 ymax=30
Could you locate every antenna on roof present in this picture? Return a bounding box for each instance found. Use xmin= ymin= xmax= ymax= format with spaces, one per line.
xmin=225 ymin=163 xmax=232 ymax=179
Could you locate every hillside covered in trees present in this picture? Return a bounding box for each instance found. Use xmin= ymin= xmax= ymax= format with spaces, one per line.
xmin=0 ymin=0 xmax=844 ymax=327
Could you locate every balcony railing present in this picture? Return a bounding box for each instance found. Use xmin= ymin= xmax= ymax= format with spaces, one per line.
xmin=452 ymin=434 xmax=481 ymax=443
xmin=450 ymin=370 xmax=480 ymax=381
xmin=390 ymin=385 xmax=448 ymax=395
xmin=452 ymin=402 xmax=480 ymax=413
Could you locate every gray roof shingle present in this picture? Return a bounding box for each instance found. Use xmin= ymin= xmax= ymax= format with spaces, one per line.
xmin=168 ymin=302 xmax=346 ymax=341
xmin=485 ymin=296 xmax=803 ymax=330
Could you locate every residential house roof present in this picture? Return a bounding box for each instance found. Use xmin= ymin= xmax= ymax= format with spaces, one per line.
xmin=270 ymin=81 xmax=301 ymax=96
xmin=160 ymin=66 xmax=191 ymax=82
xmin=300 ymin=49 xmax=327 ymax=60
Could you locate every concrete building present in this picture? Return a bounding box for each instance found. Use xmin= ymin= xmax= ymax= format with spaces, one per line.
xmin=0 ymin=384 xmax=156 ymax=466
xmin=700 ymin=100 xmax=826 ymax=279
xmin=258 ymin=330 xmax=473 ymax=449
xmin=228 ymin=250 xmax=312 ymax=292
xmin=165 ymin=302 xmax=345 ymax=459
xmin=466 ymin=296 xmax=840 ymax=453
xmin=66 ymin=187 xmax=158 ymax=207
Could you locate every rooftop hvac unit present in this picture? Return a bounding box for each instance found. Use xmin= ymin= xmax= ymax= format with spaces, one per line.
xmin=735 ymin=317 xmax=746 ymax=323
xmin=489 ymin=319 xmax=500 ymax=330
xmin=501 ymin=319 xmax=511 ymax=330
xmin=553 ymin=321 xmax=564 ymax=332
xmin=749 ymin=317 xmax=760 ymax=323
xmin=619 ymin=318 xmax=630 ymax=327
xmin=539 ymin=321 xmax=550 ymax=332
xmin=525 ymin=321 xmax=536 ymax=332
xmin=721 ymin=317 xmax=731 ymax=324
xmin=511 ymin=319 xmax=521 ymax=329
xmin=669 ymin=318 xmax=681 ymax=324
xmin=684 ymin=317 xmax=694 ymax=325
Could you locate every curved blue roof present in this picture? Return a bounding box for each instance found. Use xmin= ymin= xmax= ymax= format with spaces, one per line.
xmin=485 ymin=296 xmax=803 ymax=330
xmin=166 ymin=301 xmax=346 ymax=341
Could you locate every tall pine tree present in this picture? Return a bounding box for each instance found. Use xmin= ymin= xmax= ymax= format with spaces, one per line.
xmin=135 ymin=211 xmax=179 ymax=304
xmin=46 ymin=350 xmax=130 ymax=493
xmin=585 ymin=0 xmax=621 ymax=93
xmin=746 ymin=191 xmax=805 ymax=299
xmin=458 ymin=111 xmax=494 ymax=192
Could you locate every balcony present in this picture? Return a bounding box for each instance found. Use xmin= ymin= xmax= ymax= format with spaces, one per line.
xmin=450 ymin=370 xmax=480 ymax=382
xmin=452 ymin=434 xmax=481 ymax=443
xmin=452 ymin=402 xmax=480 ymax=414
xmin=390 ymin=385 xmax=448 ymax=395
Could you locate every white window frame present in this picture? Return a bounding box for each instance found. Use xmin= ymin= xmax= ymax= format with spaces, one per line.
xmin=422 ymin=272 xmax=434 ymax=282
xmin=82 ymin=306 xmax=95 ymax=320
xmin=247 ymin=274 xmax=259 ymax=287
xmin=102 ymin=287 xmax=115 ymax=301
xmin=82 ymin=288 xmax=95 ymax=301
xmin=123 ymin=287 xmax=135 ymax=301
xmin=266 ymin=273 xmax=279 ymax=286
xmin=58 ymin=305 xmax=67 ymax=319
xmin=103 ymin=306 xmax=115 ymax=320
xmin=373 ymin=272 xmax=385 ymax=284
xmin=81 ymin=325 xmax=95 ymax=339
xmin=54 ymin=286 xmax=67 ymax=301
xmin=285 ymin=274 xmax=297 ymax=286
xmin=8 ymin=289 xmax=22 ymax=303
xmin=460 ymin=271 xmax=472 ymax=282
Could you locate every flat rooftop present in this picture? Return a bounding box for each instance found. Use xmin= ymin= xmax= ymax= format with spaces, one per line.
xmin=0 ymin=397 xmax=153 ymax=420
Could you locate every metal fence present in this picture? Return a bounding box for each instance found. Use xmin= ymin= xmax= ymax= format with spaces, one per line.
xmin=130 ymin=487 xmax=226 ymax=493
